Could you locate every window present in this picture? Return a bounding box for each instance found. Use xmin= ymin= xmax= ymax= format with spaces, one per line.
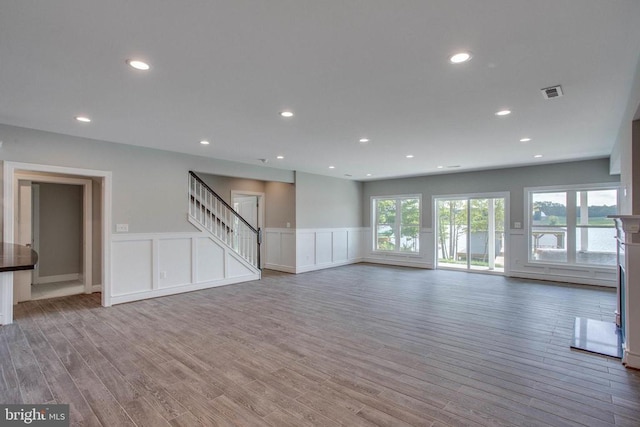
xmin=373 ymin=196 xmax=420 ymax=252
xmin=528 ymin=185 xmax=618 ymax=266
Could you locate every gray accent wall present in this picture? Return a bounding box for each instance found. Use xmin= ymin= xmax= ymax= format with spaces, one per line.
xmin=295 ymin=171 xmax=363 ymax=228
xmin=196 ymin=173 xmax=296 ymax=229
xmin=363 ymin=158 xmax=620 ymax=228
xmin=36 ymin=183 xmax=83 ymax=277
xmin=0 ymin=124 xmax=294 ymax=233
xmin=197 ymin=174 xmax=266 ymax=205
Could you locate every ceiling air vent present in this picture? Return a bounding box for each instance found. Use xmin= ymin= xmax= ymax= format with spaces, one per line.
xmin=541 ymin=85 xmax=563 ymax=99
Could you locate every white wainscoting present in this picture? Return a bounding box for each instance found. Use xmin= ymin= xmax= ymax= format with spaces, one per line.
xmin=264 ymin=228 xmax=367 ymax=273
xmin=507 ymin=229 xmax=616 ymax=287
xmin=264 ymin=228 xmax=297 ymax=273
xmin=110 ymin=232 xmax=260 ymax=305
xmin=364 ymin=228 xmax=435 ymax=269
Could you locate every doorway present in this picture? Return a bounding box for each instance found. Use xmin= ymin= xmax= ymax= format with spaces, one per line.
xmin=231 ymin=190 xmax=264 ymax=268
xmin=14 ymin=176 xmax=94 ymax=301
xmin=435 ymin=194 xmax=508 ymax=273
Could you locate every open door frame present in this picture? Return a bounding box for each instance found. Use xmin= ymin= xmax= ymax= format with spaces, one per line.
xmin=3 ymin=162 xmax=112 ymax=318
xmin=15 ymin=175 xmax=93 ymax=299
xmin=231 ymin=190 xmax=265 ymax=268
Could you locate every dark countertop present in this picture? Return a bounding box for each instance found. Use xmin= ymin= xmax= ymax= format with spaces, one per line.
xmin=0 ymin=243 xmax=38 ymax=273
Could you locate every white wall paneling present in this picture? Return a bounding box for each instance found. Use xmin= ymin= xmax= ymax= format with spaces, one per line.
xmin=264 ymin=228 xmax=296 ymax=273
xmin=295 ymin=227 xmax=367 ymax=273
xmin=264 ymin=228 xmax=367 ymax=274
xmin=111 ymin=232 xmax=259 ymax=305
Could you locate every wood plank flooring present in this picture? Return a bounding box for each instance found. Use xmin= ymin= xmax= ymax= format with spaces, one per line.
xmin=2 ymin=264 xmax=639 ymax=426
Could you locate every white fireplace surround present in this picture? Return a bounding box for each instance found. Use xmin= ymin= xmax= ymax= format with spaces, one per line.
xmin=610 ymin=215 xmax=640 ymax=369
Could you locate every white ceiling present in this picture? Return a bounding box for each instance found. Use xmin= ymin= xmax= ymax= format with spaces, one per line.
xmin=1 ymin=0 xmax=640 ymax=180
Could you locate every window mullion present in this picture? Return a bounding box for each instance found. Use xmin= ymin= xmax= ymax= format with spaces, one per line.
xmin=395 ymin=199 xmax=401 ymax=251
xmin=566 ymin=190 xmax=577 ymax=264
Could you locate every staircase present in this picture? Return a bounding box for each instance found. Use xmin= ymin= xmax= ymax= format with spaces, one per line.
xmin=188 ymin=171 xmax=261 ymax=270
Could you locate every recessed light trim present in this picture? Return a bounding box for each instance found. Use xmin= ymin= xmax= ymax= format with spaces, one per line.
xmin=359 ymin=138 xmax=370 ymax=143
xmin=437 ymin=165 xmax=444 ymax=169
xmin=328 ymin=166 xmax=335 ymax=169
xmin=199 ymin=140 xmax=210 ymax=145
xmin=534 ymin=154 xmax=543 ymax=158
xmin=495 ymin=110 xmax=511 ymax=116
xmin=450 ymin=52 xmax=472 ymax=64
xmin=126 ymin=59 xmax=150 ymax=71
xmin=276 ymin=155 xmax=284 ymax=160
xmin=366 ymin=173 xmax=372 ymax=177
xmin=520 ymin=137 xmax=532 ymax=142
xmin=406 ymin=154 xmax=414 ymax=159
xmin=280 ymin=111 xmax=294 ymax=118
xmin=75 ymin=116 xmax=91 ymax=123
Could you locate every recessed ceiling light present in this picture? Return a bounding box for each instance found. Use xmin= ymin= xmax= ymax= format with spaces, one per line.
xmin=75 ymin=116 xmax=91 ymax=123
xmin=359 ymin=138 xmax=370 ymax=143
xmin=126 ymin=59 xmax=150 ymax=71
xmin=366 ymin=173 xmax=372 ymax=177
xmin=450 ymin=52 xmax=472 ymax=64
xmin=437 ymin=165 xmax=444 ymax=169
xmin=534 ymin=154 xmax=543 ymax=158
xmin=406 ymin=154 xmax=414 ymax=159
xmin=280 ymin=111 xmax=294 ymax=118
xmin=200 ymin=140 xmax=210 ymax=145
xmin=495 ymin=110 xmax=511 ymax=116
xmin=520 ymin=138 xmax=532 ymax=142
xmin=329 ymin=165 xmax=335 ymax=169
xmin=276 ymin=155 xmax=284 ymax=160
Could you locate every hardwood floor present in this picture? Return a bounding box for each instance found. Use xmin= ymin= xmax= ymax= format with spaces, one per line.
xmin=2 ymin=264 xmax=639 ymax=426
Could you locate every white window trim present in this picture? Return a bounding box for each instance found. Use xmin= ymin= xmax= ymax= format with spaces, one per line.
xmin=371 ymin=194 xmax=422 ymax=254
xmin=525 ymin=182 xmax=620 ymax=267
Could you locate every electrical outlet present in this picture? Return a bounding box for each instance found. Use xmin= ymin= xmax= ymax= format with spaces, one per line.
xmin=160 ymin=271 xmax=167 ymax=279
xmin=116 ymin=224 xmax=129 ymax=232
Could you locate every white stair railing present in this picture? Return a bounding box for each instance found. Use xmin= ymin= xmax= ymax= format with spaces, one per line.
xmin=188 ymin=171 xmax=261 ymax=269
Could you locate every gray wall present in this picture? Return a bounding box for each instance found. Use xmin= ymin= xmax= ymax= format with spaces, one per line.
xmin=197 ymin=174 xmax=296 ymax=229
xmin=610 ymin=55 xmax=640 ymax=214
xmin=197 ymin=174 xmax=266 ymax=205
xmin=36 ymin=183 xmax=82 ymax=277
xmin=0 ymin=124 xmax=294 ymax=233
xmin=295 ymin=171 xmax=363 ymax=228
xmin=92 ymin=178 xmax=102 ymax=285
xmin=363 ymin=158 xmax=620 ymax=228
xmin=265 ymin=181 xmax=296 ymax=229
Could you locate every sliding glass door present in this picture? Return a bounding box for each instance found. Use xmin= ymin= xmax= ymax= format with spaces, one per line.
xmin=436 ymin=196 xmax=506 ymax=272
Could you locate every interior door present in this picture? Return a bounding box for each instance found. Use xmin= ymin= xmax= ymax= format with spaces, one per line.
xmin=234 ymin=196 xmax=258 ymax=229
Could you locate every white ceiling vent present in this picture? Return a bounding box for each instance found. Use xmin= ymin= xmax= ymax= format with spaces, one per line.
xmin=541 ymin=85 xmax=563 ymax=99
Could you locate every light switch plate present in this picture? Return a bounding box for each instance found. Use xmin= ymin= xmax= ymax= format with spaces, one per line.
xmin=514 ymin=222 xmax=522 ymax=229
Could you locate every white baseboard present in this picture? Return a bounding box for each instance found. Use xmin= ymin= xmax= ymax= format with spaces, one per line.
xmin=91 ymin=284 xmax=102 ymax=293
xmin=623 ymin=347 xmax=640 ymax=369
xmin=363 ymin=257 xmax=433 ymax=269
xmin=508 ymin=270 xmax=616 ymax=287
xmin=34 ymin=273 xmax=80 ymax=284
xmin=110 ymin=274 xmax=260 ymax=305
xmin=295 ymin=259 xmax=362 ymax=274
xmin=264 ymin=264 xmax=296 ymax=273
